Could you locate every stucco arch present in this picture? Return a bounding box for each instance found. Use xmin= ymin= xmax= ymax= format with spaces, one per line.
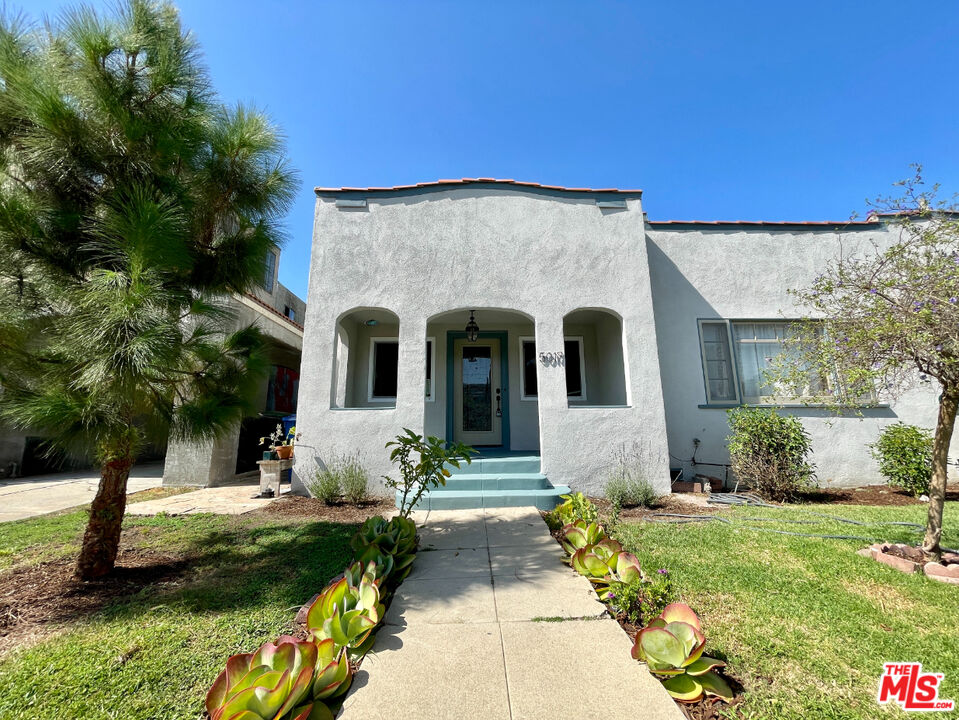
xmin=562 ymin=307 xmax=629 ymax=407
xmin=331 ymin=307 xmax=400 ymax=409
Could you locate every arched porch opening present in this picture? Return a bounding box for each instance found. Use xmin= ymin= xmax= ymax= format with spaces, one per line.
xmin=330 ymin=307 xmax=401 ymax=409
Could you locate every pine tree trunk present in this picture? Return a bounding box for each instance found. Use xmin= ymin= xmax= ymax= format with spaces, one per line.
xmin=922 ymin=385 xmax=959 ymax=561
xmin=75 ymin=455 xmax=133 ymax=580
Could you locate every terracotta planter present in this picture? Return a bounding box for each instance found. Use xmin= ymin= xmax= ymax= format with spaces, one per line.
xmin=275 ymin=445 xmax=294 ymax=460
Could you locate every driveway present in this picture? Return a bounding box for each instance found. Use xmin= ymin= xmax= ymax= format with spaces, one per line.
xmin=0 ymin=463 xmax=165 ymax=523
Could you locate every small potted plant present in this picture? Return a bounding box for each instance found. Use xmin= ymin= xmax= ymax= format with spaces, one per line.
xmin=259 ymin=424 xmax=301 ymax=460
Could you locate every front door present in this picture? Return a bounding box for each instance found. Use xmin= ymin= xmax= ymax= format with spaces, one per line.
xmin=452 ymin=337 xmax=502 ymax=446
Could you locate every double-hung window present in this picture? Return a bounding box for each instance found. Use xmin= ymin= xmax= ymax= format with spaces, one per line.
xmin=698 ymin=320 xmax=833 ymax=405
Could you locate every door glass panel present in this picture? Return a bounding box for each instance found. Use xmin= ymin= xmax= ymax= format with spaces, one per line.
xmin=462 ymin=346 xmax=492 ymax=432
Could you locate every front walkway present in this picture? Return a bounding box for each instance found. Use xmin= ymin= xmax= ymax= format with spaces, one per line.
xmin=0 ymin=462 xmax=164 ymax=522
xmin=340 ymin=507 xmax=681 ymax=720
xmin=126 ymin=481 xmax=275 ymax=516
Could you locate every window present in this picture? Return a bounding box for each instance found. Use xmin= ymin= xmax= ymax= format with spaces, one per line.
xmin=369 ymin=338 xmax=399 ymax=401
xmin=564 ymin=338 xmax=585 ymax=399
xmin=283 ymin=305 xmax=295 ymax=322
xmin=425 ymin=338 xmax=435 ymax=401
xmin=263 ymin=251 xmax=276 ymax=292
xmin=520 ymin=338 xmax=537 ymax=399
xmin=518 ymin=337 xmax=585 ymax=400
xmin=698 ymin=320 xmax=831 ymax=405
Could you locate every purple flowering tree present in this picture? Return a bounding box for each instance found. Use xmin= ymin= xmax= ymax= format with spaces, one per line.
xmin=781 ymin=168 xmax=959 ymax=560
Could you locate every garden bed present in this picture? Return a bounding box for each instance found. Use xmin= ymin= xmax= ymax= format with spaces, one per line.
xmin=798 ymin=483 xmax=959 ymax=506
xmin=259 ymin=494 xmax=396 ymax=522
xmin=860 ymin=542 xmax=959 ymax=584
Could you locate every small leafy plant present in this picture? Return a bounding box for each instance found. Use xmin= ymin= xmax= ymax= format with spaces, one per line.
xmin=727 ymin=407 xmax=815 ymax=501
xmin=340 ymin=454 xmax=371 ymax=505
xmin=632 ymin=603 xmax=733 ymax=703
xmin=607 ymin=569 xmax=675 ymax=627
xmin=551 ymin=491 xmax=598 ymax=526
xmin=260 ymin=424 xmax=301 ymax=452
xmin=869 ymin=422 xmax=933 ymax=497
xmin=308 ymin=452 xmax=371 ymax=506
xmin=384 ymin=428 xmax=476 ymax=517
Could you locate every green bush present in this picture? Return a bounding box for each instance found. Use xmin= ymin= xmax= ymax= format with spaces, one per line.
xmin=548 ymin=491 xmax=598 ymax=528
xmin=604 ymin=467 xmax=657 ymax=509
xmin=340 ymin=455 xmax=371 ymax=505
xmin=869 ymin=422 xmax=933 ymax=497
xmin=727 ymin=407 xmax=815 ymax=502
xmin=385 ymin=429 xmax=476 ymax=517
xmin=606 ymin=569 xmax=675 ymax=627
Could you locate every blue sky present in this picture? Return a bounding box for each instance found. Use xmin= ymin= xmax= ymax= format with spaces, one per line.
xmin=21 ymin=1 xmax=959 ymax=299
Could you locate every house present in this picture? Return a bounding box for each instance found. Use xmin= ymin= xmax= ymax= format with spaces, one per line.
xmin=162 ymin=248 xmax=307 ymax=487
xmin=292 ymin=179 xmax=955 ymax=508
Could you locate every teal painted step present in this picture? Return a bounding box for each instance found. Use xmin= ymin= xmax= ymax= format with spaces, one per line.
xmin=440 ymin=473 xmax=551 ymax=491
xmin=444 ymin=455 xmax=541 ymax=476
xmin=399 ymin=486 xmax=571 ymax=512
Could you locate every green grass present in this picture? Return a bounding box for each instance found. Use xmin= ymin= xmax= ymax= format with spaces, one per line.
xmin=0 ymin=510 xmax=356 ymax=719
xmin=614 ymin=501 xmax=959 ymax=719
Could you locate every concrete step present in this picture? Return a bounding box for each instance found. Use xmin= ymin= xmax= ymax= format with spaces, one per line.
xmin=438 ymin=473 xmax=551 ymax=492
xmin=446 ymin=455 xmax=541 ymax=476
xmin=399 ymin=486 xmax=571 ymax=512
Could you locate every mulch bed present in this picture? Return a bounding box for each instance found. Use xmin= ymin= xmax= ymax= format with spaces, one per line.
xmin=257 ymin=496 xmax=396 ymax=523
xmin=797 ymin=484 xmax=959 ymax=506
xmin=0 ymin=544 xmax=190 ymax=655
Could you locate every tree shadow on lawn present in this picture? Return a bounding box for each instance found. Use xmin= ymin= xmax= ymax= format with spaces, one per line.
xmin=0 ymin=517 xmax=359 ymax=654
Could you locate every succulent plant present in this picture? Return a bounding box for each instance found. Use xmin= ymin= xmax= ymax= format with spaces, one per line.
xmin=631 ymin=603 xmax=733 ymax=703
xmin=570 ymin=538 xmax=642 ymax=600
xmin=351 ymin=516 xmax=417 ymax=585
xmin=311 ymin=638 xmax=352 ymax=701
xmin=205 ymin=636 xmax=333 ymax=720
xmin=560 ymin=519 xmax=607 ymax=555
xmin=306 ymin=562 xmax=384 ymax=659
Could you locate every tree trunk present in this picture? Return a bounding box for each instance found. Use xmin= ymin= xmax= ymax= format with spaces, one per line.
xmin=922 ymin=385 xmax=959 ymax=561
xmin=75 ymin=456 xmax=134 ymax=580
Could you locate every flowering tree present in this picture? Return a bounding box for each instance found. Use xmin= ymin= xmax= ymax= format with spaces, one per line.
xmin=781 ymin=169 xmax=958 ymax=560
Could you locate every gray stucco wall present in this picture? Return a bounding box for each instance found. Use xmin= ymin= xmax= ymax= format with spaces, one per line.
xmin=647 ymin=224 xmax=957 ymax=488
xmin=294 ymin=187 xmax=672 ymax=497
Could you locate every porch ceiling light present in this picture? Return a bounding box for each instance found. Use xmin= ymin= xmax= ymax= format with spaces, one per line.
xmin=465 ymin=310 xmax=479 ymax=342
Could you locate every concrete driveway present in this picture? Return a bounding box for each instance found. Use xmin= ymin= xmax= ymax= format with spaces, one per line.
xmin=0 ymin=463 xmax=165 ymax=523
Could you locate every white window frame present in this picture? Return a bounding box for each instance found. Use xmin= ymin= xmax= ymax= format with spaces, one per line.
xmin=425 ymin=337 xmax=436 ymax=402
xmin=564 ymin=336 xmax=587 ymax=401
xmin=519 ymin=336 xmax=538 ymax=400
xmin=368 ymin=337 xmax=399 ymax=403
xmin=697 ymin=319 xmax=741 ymax=405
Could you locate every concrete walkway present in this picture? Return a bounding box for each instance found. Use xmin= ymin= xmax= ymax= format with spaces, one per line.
xmin=126 ymin=482 xmax=276 ymax=516
xmin=340 ymin=507 xmax=681 ymax=720
xmin=0 ymin=463 xmax=164 ymax=522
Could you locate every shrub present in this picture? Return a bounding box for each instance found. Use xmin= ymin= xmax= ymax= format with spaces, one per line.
xmin=340 ymin=455 xmax=371 ymax=505
xmin=726 ymin=407 xmax=815 ymax=502
xmin=607 ymin=569 xmax=675 ymax=627
xmin=604 ymin=471 xmax=657 ymax=509
xmin=549 ymin=491 xmax=598 ymax=527
xmin=870 ymin=422 xmax=933 ymax=497
xmin=309 ymin=467 xmax=342 ymax=505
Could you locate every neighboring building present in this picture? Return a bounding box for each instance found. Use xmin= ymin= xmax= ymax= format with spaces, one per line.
xmin=162 ymin=248 xmax=306 ymax=487
xmin=292 ymin=179 xmax=956 ymax=505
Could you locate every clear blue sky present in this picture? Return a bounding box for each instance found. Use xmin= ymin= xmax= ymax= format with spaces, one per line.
xmin=21 ymin=0 xmax=959 ymax=299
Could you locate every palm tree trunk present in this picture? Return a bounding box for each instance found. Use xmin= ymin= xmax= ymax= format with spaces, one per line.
xmin=75 ymin=455 xmax=134 ymax=580
xmin=922 ymin=385 xmax=959 ymax=561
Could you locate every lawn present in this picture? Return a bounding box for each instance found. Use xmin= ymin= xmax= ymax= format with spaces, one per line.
xmin=0 ymin=506 xmax=357 ymax=719
xmin=614 ymin=501 xmax=959 ymax=719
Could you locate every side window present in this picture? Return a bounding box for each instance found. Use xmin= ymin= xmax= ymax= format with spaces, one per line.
xmin=369 ymin=339 xmax=399 ymax=400
xmin=520 ymin=338 xmax=538 ymax=399
xmin=698 ymin=320 xmax=738 ymax=403
xmin=425 ymin=338 xmax=435 ymax=401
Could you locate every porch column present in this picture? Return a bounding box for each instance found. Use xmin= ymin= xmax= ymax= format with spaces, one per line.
xmin=534 ymin=313 xmax=567 ymax=478
xmin=395 ymin=313 xmax=427 ymax=436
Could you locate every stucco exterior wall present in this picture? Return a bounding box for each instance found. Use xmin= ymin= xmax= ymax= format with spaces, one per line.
xmin=647 ymin=224 xmax=957 ymax=488
xmin=294 ymin=187 xmax=673 ymax=497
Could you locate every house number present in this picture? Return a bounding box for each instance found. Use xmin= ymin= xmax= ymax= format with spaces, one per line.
xmin=539 ymin=351 xmax=565 ymax=367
